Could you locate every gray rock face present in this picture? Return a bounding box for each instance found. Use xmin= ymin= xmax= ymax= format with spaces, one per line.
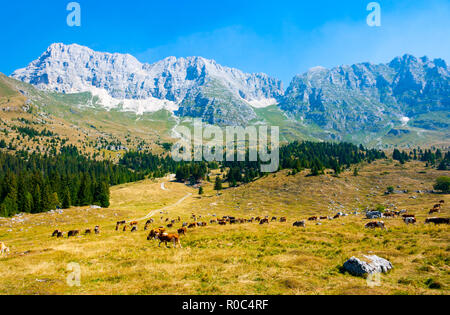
xmin=280 ymin=55 xmax=450 ymax=134
xmin=11 ymin=43 xmax=283 ymax=125
xmin=343 ymin=255 xmax=393 ymax=277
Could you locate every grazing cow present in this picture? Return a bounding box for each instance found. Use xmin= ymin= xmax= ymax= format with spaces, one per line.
xmin=425 ymin=217 xmax=450 ymax=225
xmin=319 ymin=216 xmax=328 ymax=220
xmin=271 ymin=217 xmax=277 ymax=222
xmin=210 ymin=219 xmax=217 ymax=224
xmin=333 ymin=213 xmax=341 ymax=219
xmin=365 ymin=221 xmax=386 ymax=230
xmin=219 ymin=221 xmax=227 ymax=226
xmin=167 ymin=224 xmax=173 ymax=228
xmin=259 ymin=218 xmax=269 ymax=225
xmin=131 ymin=226 xmax=138 ymax=233
xmin=57 ymin=231 xmax=64 ymax=238
xmin=188 ymin=223 xmax=197 ymax=228
xmin=52 ymin=230 xmax=61 ymax=237
xmin=0 ymin=242 xmax=10 ymax=256
xmin=293 ymin=221 xmax=306 ymax=228
xmin=178 ymin=227 xmax=187 ymax=236
xmin=147 ymin=228 xmax=166 ymax=240
xmin=155 ymin=233 xmax=182 ymax=248
xmin=404 ymin=217 xmax=417 ymax=225
xmin=255 ymin=217 xmax=261 ymax=222
xmin=68 ymin=230 xmax=80 ymax=238
xmin=308 ymin=216 xmax=318 ymax=221
xmin=383 ymin=212 xmax=395 ymax=218
xmin=429 ymin=208 xmax=440 ymax=215
xmin=402 ymin=214 xmax=416 ymax=220
xmin=84 ymin=229 xmax=92 ymax=235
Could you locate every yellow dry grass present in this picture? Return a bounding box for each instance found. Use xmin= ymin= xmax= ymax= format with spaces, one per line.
xmin=0 ymin=160 xmax=448 ymax=295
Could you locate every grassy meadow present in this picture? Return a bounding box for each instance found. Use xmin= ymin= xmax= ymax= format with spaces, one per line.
xmin=0 ymin=159 xmax=448 ymax=295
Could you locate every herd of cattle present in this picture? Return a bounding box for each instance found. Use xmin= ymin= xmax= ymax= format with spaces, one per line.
xmin=0 ymin=200 xmax=448 ymax=254
xmin=51 ymin=225 xmax=100 ymax=238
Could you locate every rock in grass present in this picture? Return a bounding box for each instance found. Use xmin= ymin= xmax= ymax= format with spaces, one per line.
xmin=343 ymin=255 xmax=393 ymax=277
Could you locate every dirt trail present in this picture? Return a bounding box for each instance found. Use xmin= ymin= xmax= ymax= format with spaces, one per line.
xmin=133 ymin=192 xmax=192 ymax=222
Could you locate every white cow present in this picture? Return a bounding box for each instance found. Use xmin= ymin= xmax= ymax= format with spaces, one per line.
xmin=0 ymin=242 xmax=10 ymax=257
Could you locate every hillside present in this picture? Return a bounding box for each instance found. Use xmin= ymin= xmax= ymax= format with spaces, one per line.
xmin=0 ymin=159 xmax=448 ymax=294
xmin=0 ymin=74 xmax=176 ymax=159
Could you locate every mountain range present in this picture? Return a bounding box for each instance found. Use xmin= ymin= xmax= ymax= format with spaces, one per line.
xmin=8 ymin=43 xmax=450 ymax=146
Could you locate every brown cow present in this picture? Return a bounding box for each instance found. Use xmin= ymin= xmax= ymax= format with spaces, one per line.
xmin=178 ymin=227 xmax=187 ymax=236
xmin=147 ymin=228 xmax=166 ymax=240
xmin=84 ymin=229 xmax=92 ymax=235
xmin=188 ymin=223 xmax=197 ymax=228
xmin=365 ymin=221 xmax=386 ymax=230
xmin=429 ymin=208 xmax=440 ymax=214
xmin=259 ymin=218 xmax=269 ymax=225
xmin=130 ymin=221 xmax=138 ymax=226
xmin=156 ymin=233 xmax=182 ymax=248
xmin=68 ymin=230 xmax=80 ymax=238
xmin=425 ymin=217 xmax=449 ymax=225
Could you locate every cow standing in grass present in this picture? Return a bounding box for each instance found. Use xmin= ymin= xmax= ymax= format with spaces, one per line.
xmin=0 ymin=242 xmax=10 ymax=257
xmin=155 ymin=232 xmax=182 ymax=248
xmin=293 ymin=221 xmax=306 ymax=228
xmin=365 ymin=221 xmax=386 ymax=230
xmin=425 ymin=217 xmax=449 ymax=225
xmin=178 ymin=227 xmax=187 ymax=236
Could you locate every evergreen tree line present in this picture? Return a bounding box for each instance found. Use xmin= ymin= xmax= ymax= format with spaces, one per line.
xmin=223 ymin=141 xmax=386 ymax=184
xmin=0 ymin=146 xmax=145 ymax=217
xmin=393 ymin=148 xmax=449 ymax=169
xmin=119 ymin=151 xmax=219 ymax=183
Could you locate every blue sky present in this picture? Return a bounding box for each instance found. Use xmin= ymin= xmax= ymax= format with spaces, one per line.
xmin=1 ymin=0 xmax=449 ymax=85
